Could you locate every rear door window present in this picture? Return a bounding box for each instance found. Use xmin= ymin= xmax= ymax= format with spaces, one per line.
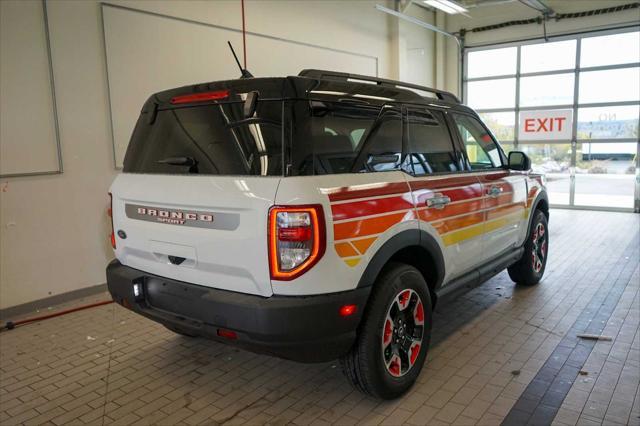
xmin=288 ymin=101 xmax=403 ymax=175
xmin=407 ymin=109 xmax=460 ymax=175
xmin=123 ymin=101 xmax=283 ymax=176
xmin=354 ymin=106 xmax=403 ymax=173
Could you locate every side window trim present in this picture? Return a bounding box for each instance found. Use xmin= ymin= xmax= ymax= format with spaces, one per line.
xmin=443 ymin=111 xmax=470 ymax=172
xmin=450 ymin=111 xmax=506 ymax=172
xmin=404 ymin=106 xmax=463 ymax=177
xmin=401 ymin=105 xmax=412 ymax=175
xmin=401 ymin=105 xmax=413 ymax=176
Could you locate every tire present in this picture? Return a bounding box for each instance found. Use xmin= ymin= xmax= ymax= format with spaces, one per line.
xmin=341 ymin=262 xmax=432 ymax=399
xmin=164 ymin=324 xmax=199 ymax=337
xmin=508 ymin=209 xmax=548 ymax=286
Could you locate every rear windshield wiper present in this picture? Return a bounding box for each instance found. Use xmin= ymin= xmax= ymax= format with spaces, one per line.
xmin=225 ymin=117 xmax=281 ymax=129
xmin=157 ymin=156 xmax=199 ymax=173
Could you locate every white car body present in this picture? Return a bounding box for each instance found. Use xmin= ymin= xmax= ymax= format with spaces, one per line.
xmin=106 ymin=70 xmax=548 ymax=376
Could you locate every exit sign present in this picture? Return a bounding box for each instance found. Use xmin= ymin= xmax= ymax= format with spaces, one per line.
xmin=519 ymin=110 xmax=573 ymax=141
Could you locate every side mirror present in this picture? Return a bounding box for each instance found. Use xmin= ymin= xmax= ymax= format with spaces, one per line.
xmin=508 ymin=151 xmax=531 ymax=171
xmin=244 ymin=91 xmax=258 ymax=118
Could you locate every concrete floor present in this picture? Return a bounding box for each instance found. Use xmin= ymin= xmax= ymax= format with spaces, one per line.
xmin=1 ymin=209 xmax=639 ymax=426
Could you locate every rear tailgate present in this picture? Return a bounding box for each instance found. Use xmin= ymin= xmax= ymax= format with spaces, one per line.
xmin=111 ymin=174 xmax=279 ymax=297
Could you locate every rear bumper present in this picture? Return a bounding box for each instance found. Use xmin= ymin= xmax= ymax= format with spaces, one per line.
xmin=106 ymin=260 xmax=369 ymax=362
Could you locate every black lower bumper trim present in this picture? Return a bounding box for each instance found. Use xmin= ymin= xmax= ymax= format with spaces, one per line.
xmin=106 ymin=260 xmax=370 ymax=362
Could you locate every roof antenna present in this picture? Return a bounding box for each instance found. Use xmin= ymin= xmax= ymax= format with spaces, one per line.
xmin=227 ymin=41 xmax=253 ymax=78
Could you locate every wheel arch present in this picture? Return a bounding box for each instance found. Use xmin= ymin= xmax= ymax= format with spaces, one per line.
xmin=527 ymin=191 xmax=550 ymax=237
xmin=357 ymin=229 xmax=445 ymax=308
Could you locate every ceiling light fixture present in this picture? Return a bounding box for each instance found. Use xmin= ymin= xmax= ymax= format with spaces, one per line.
xmin=424 ymin=0 xmax=469 ymax=14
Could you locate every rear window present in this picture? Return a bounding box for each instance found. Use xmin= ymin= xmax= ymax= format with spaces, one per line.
xmin=123 ymin=101 xmax=283 ymax=176
xmin=123 ymin=97 xmax=407 ymax=177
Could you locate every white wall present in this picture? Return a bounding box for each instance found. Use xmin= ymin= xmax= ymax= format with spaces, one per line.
xmin=0 ymin=0 xmax=438 ymax=310
xmin=0 ymin=0 xmax=117 ymax=311
xmin=399 ymin=3 xmax=436 ymax=87
xmin=443 ymin=0 xmax=640 ymax=96
xmin=0 ymin=1 xmax=61 ymax=176
xmin=103 ymin=4 xmax=379 ymax=167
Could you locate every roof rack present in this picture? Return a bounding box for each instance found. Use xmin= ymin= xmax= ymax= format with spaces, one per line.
xmin=298 ymin=69 xmax=460 ymax=104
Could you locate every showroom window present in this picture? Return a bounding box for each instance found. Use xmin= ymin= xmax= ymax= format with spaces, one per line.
xmin=464 ymin=27 xmax=640 ymax=212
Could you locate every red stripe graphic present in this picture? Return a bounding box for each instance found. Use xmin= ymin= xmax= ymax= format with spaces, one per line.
xmin=327 ymin=175 xmax=532 ymax=263
xmin=331 ymin=195 xmax=414 ymax=221
xmin=417 ymin=198 xmax=484 ymax=222
xmin=409 ymin=175 xmax=480 ymax=192
xmin=481 ymin=181 xmax=514 ymax=193
xmin=326 ymin=182 xmax=410 ymax=202
xmin=412 ymin=185 xmax=484 ymax=205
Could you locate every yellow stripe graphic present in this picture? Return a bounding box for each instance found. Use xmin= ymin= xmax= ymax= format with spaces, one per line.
xmin=333 ymin=194 xmax=534 ymax=265
xmin=441 ymin=223 xmax=485 ymax=246
xmin=344 ymin=258 xmax=361 ymax=267
xmin=441 ymin=209 xmax=527 ymax=246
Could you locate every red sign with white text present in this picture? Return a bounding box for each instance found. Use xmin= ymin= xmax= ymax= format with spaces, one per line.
xmin=518 ymin=110 xmax=573 ymax=141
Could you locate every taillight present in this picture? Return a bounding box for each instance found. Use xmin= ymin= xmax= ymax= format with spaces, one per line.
xmin=170 ymin=90 xmax=230 ymax=104
xmin=108 ymin=193 xmax=116 ymax=249
xmin=268 ymin=205 xmax=325 ymax=281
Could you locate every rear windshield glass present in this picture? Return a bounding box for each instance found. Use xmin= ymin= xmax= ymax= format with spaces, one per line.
xmin=123 ymin=98 xmax=406 ymax=177
xmin=123 ymin=101 xmax=283 ymax=176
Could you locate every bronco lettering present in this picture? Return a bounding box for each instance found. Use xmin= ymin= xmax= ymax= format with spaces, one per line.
xmin=133 ymin=206 xmax=213 ymax=223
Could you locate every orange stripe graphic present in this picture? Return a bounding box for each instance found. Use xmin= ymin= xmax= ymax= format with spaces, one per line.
xmin=334 ymin=211 xmax=411 ymax=241
xmin=328 ymin=178 xmax=534 ymax=264
xmin=432 ymin=212 xmax=484 ymax=234
xmin=352 ymin=237 xmax=377 ymax=255
xmin=335 ymin=242 xmax=359 ymax=258
xmin=325 ymin=182 xmax=409 ymax=202
xmin=486 ymin=203 xmax=523 ymax=221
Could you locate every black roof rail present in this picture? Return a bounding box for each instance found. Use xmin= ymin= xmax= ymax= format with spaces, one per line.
xmin=298 ymin=69 xmax=460 ymax=104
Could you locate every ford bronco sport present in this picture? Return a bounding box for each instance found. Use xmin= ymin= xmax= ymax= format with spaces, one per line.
xmin=106 ymin=70 xmax=549 ymax=399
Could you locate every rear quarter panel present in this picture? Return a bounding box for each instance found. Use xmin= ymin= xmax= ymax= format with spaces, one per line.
xmin=273 ymin=172 xmax=419 ymax=296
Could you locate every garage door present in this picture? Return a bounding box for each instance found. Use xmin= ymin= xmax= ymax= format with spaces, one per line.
xmin=463 ymin=27 xmax=639 ymax=212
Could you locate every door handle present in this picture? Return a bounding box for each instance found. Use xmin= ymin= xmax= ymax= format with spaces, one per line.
xmin=426 ymin=194 xmax=451 ymax=209
xmin=487 ymin=186 xmax=503 ymax=197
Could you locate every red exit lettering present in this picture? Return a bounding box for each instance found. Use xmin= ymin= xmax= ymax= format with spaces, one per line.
xmin=524 ymin=117 xmax=567 ymax=132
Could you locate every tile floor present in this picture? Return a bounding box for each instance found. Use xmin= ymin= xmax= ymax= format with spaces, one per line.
xmin=0 ymin=209 xmax=638 ymax=425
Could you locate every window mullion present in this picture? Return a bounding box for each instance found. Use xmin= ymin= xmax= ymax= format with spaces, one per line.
xmin=570 ymin=37 xmax=582 ymax=207
xmin=515 ymin=45 xmax=521 ymax=150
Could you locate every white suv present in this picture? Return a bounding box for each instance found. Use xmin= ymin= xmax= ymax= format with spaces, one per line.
xmin=107 ymin=70 xmax=549 ymax=399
